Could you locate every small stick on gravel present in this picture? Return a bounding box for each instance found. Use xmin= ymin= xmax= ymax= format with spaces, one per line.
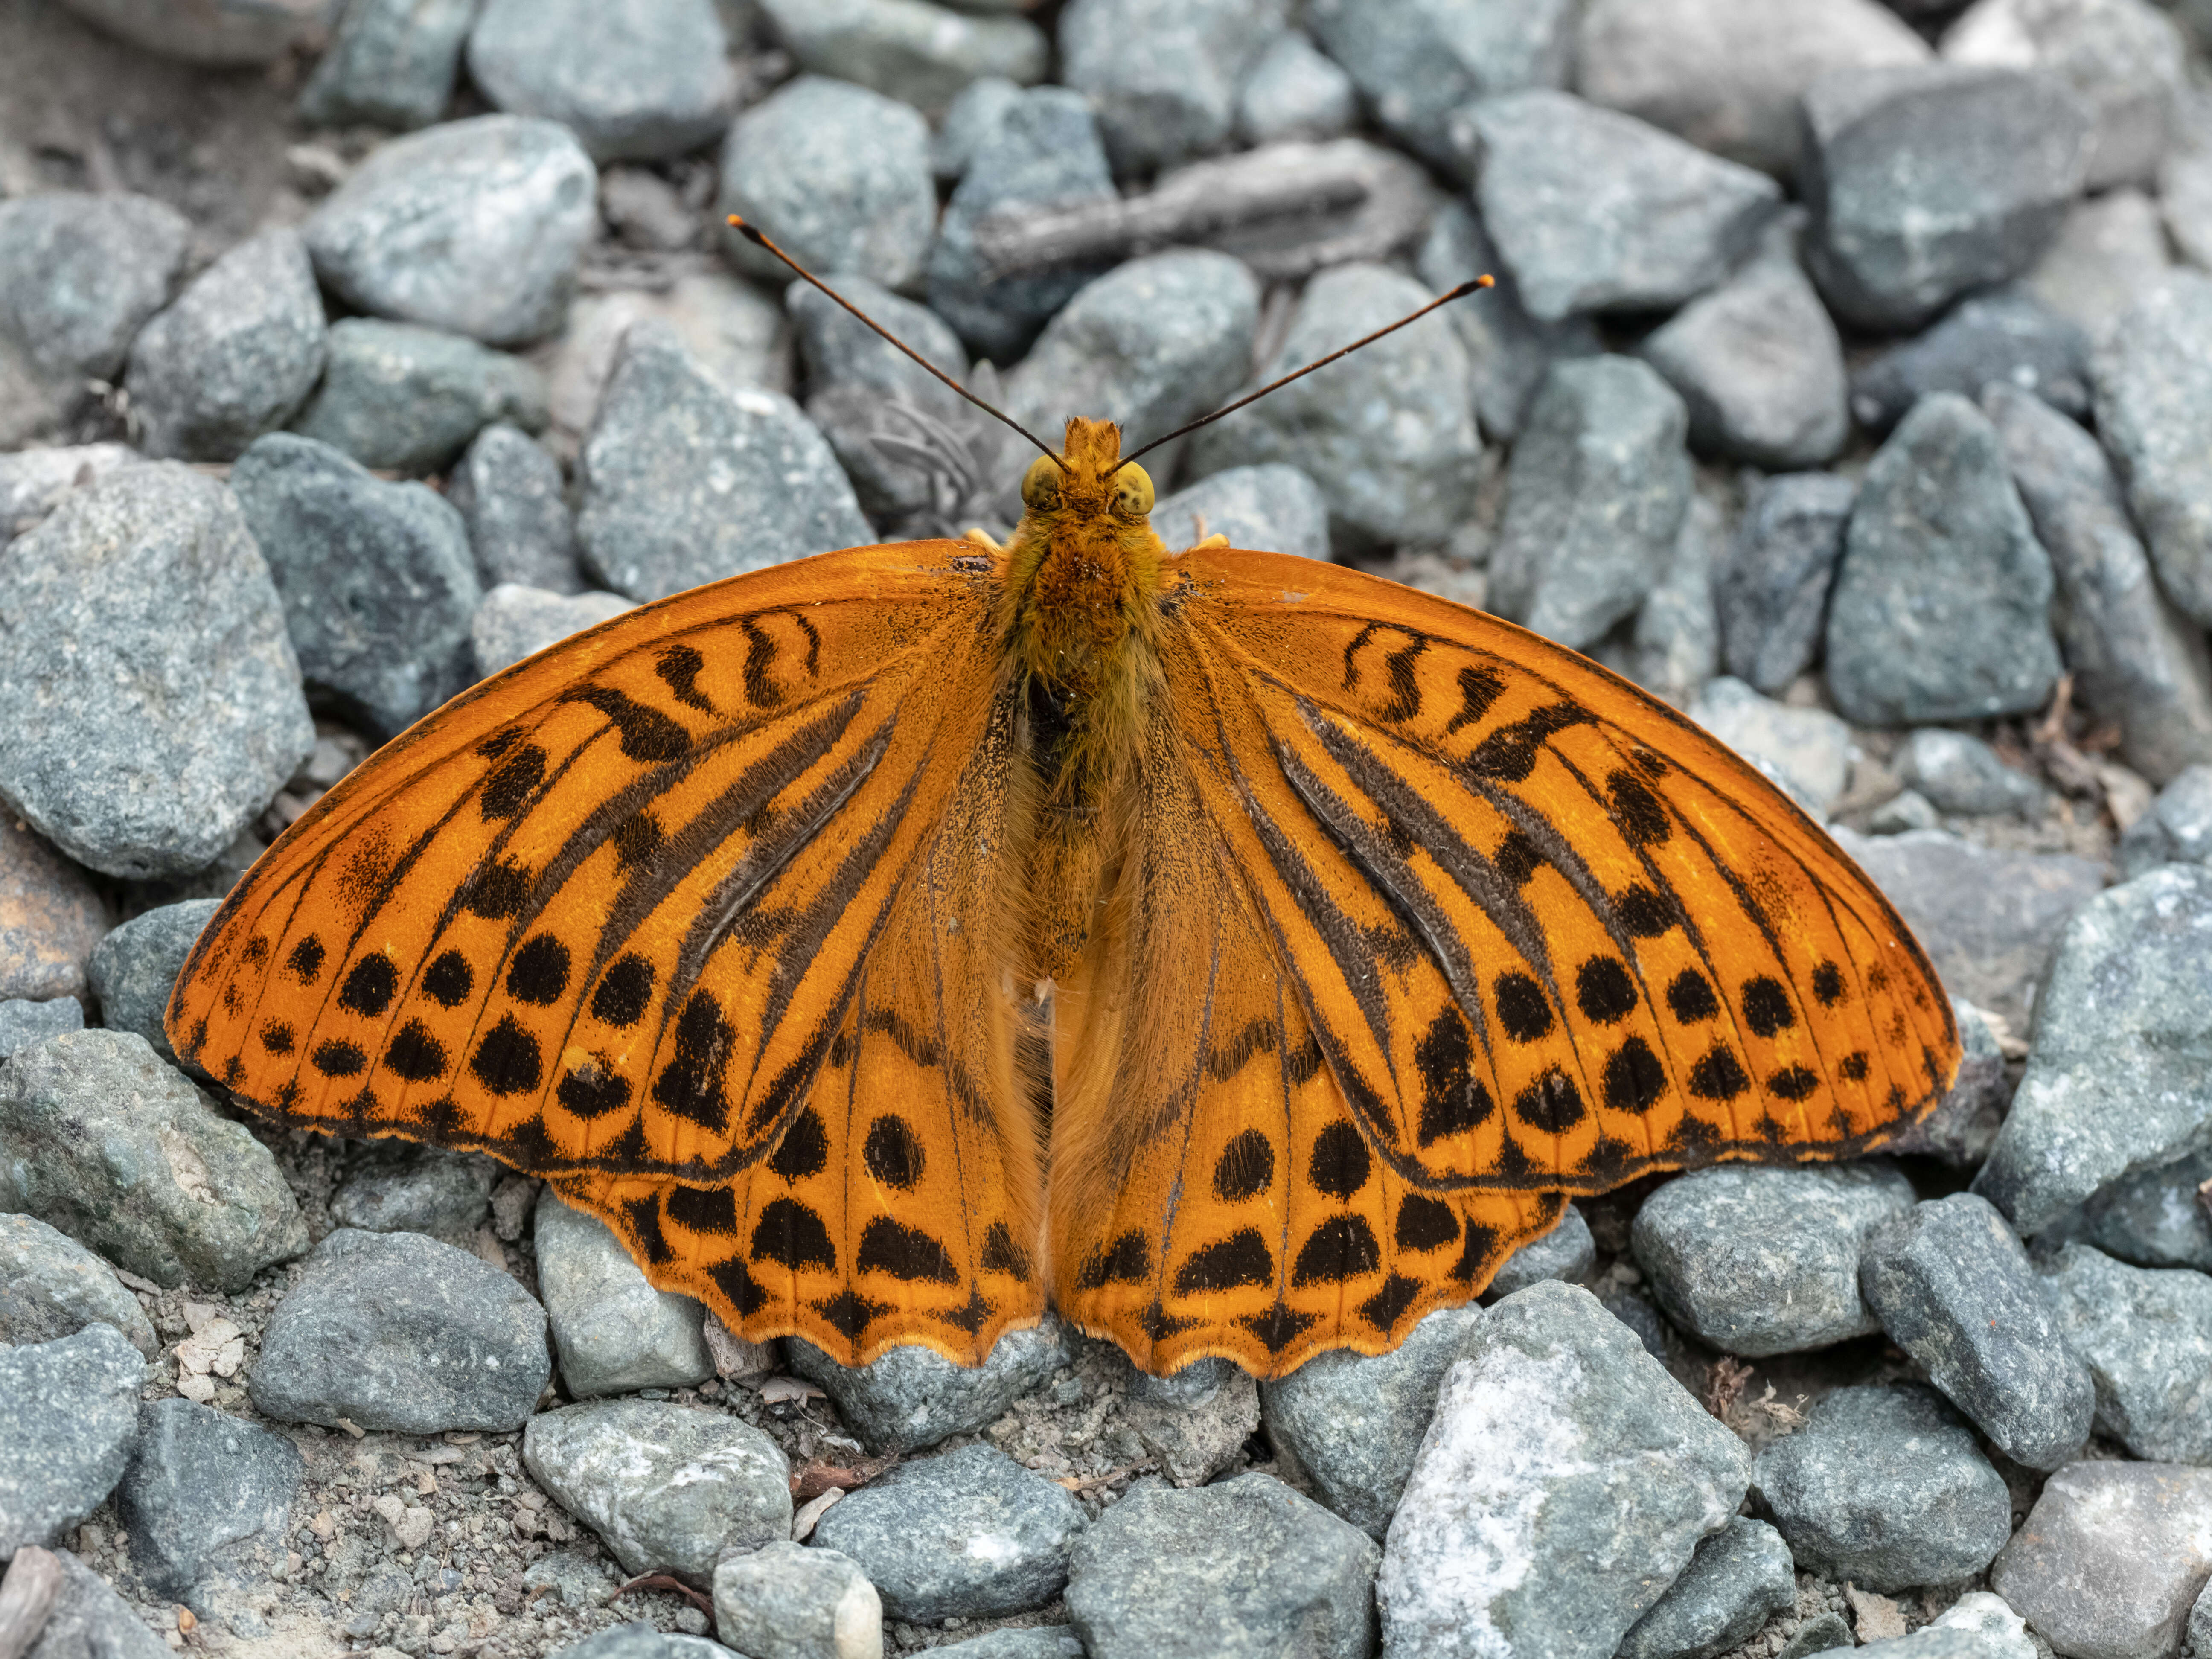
xmin=0 ymin=1545 xmax=63 ymax=1659
xmin=611 ymin=1572 xmax=715 ymax=1618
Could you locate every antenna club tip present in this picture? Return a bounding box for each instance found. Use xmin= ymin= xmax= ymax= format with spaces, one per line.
xmin=725 ymin=214 xmax=767 ymax=246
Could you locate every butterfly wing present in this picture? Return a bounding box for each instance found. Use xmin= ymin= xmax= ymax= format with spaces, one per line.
xmin=167 ymin=541 xmax=1045 ymax=1366
xmin=1054 ymin=544 xmax=1954 ymax=1376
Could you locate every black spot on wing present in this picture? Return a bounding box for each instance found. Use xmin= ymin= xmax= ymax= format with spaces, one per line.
xmin=471 ymin=1016 xmax=543 ymax=1096
xmin=561 ymin=684 xmax=691 ymax=763
xmin=857 ymin=1217 xmax=958 ymax=1284
xmin=1175 ymin=1230 xmax=1274 ymax=1295
xmin=1077 ymin=1230 xmax=1150 ymax=1290
xmin=1688 ymin=1047 xmax=1750 ymax=1102
xmin=1601 ymin=1037 xmax=1666 ymax=1115
xmin=656 ymin=644 xmax=715 ymax=712
xmin=1463 ymin=701 xmax=1593 ymax=783
xmin=506 ymin=934 xmax=571 ymax=1005
xmin=338 ymin=953 xmax=399 ymax=1017
xmin=768 ymin=1106 xmax=830 ymax=1181
xmin=863 ymin=1115 xmax=926 ymax=1190
xmin=1743 ymin=976 xmax=1795 ymax=1037
xmin=591 ymin=955 xmax=654 ymax=1027
xmin=480 ymin=744 xmax=547 ymax=820
xmin=1444 ymin=664 xmax=1507 ymax=736
xmin=554 ymin=1061 xmax=629 ymax=1118
xmin=1307 ymin=1121 xmax=1371 ymax=1200
xmin=1360 ymin=1273 xmax=1423 ymax=1331
xmin=286 ymin=935 xmax=326 ymax=984
xmin=1415 ymin=1008 xmax=1493 ymax=1147
xmin=424 ymin=950 xmax=474 ymax=1009
xmin=1214 ymin=1130 xmax=1275 ymax=1201
xmin=1396 ymin=1193 xmax=1460 ymax=1252
xmin=752 ymin=1197 xmax=835 ymax=1272
xmin=1513 ymin=1068 xmax=1585 ymax=1135
xmin=1292 ymin=1215 xmax=1380 ymax=1286
xmin=668 ymin=1185 xmax=737 ymax=1236
xmin=383 ymin=1020 xmax=448 ymax=1083
xmin=1575 ymin=956 xmax=1637 ymax=1024
xmin=1495 ymin=973 xmax=1554 ymax=1042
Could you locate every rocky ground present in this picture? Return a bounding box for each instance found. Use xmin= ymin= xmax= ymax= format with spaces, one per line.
xmin=5 ymin=0 xmax=2212 ymax=1656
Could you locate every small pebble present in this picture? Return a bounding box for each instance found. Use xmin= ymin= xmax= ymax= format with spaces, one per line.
xmin=1150 ymin=464 xmax=1330 ymax=562
xmin=1684 ymin=677 xmax=1851 ymax=817
xmin=447 ymin=422 xmax=584 ymax=595
xmin=1484 ymin=1202 xmax=1595 ymax=1300
xmin=1897 ymin=729 xmax=2049 ymax=818
xmin=535 ymin=1188 xmax=716 ymax=1397
xmin=297 ymin=0 xmax=476 ymax=130
xmin=754 ymin=0 xmax=1048 ymax=118
xmin=2039 ymin=1241 xmax=2212 ymax=1461
xmin=290 ymin=317 xmax=548 ymax=476
xmin=114 ymin=1398 xmax=303 ymax=1601
xmin=0 ymin=1323 xmax=145 ymax=1555
xmin=1059 ymin=0 xmax=1289 ymax=177
xmin=1617 ymin=1515 xmax=1797 ymax=1659
xmin=2114 ymin=763 xmax=2212 ymax=880
xmin=466 ymin=0 xmax=734 ymax=163
xmin=1852 ymin=285 xmax=2093 ymax=435
xmin=1990 ymin=1460 xmax=2212 ymax=1659
xmin=787 ymin=1314 xmax=1070 ymax=1456
xmin=2093 ymin=271 xmax=2212 ymax=631
xmin=1714 ymin=471 xmax=1855 ymax=696
xmin=712 ymin=1540 xmax=882 ymax=1659
xmin=0 ymin=995 xmax=86 ymax=1060
xmin=470 ymin=583 xmax=635 ymax=679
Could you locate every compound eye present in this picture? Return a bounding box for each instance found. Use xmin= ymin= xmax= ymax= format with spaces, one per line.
xmin=1021 ymin=455 xmax=1063 ymax=510
xmin=1112 ymin=462 xmax=1154 ymax=518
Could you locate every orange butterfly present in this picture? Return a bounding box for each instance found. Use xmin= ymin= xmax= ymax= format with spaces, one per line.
xmin=166 ymin=233 xmax=1956 ymax=1379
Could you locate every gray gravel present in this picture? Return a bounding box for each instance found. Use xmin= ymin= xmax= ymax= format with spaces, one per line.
xmin=291 ymin=317 xmax=548 ymax=476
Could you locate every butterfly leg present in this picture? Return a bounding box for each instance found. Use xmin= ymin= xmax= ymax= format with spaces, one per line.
xmin=964 ymin=526 xmax=1004 ymax=553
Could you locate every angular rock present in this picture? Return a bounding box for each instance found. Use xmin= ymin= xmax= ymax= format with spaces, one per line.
xmin=1633 ymin=1163 xmax=1915 ymax=1357
xmin=448 ymin=422 xmax=583 ymax=595
xmin=230 ymin=433 xmax=478 ymax=739
xmin=0 ymin=443 xmax=139 ymax=544
xmin=932 ymin=1633 xmax=1086 ymax=1659
xmin=304 ymin=114 xmax=598 ymax=348
xmin=1898 ymin=729 xmax=2049 ymax=816
xmin=1459 ymin=90 xmax=1783 ymax=323
xmin=291 ymin=318 xmax=548 ymax=475
xmin=1716 ymin=472 xmax=1855 ymax=695
xmin=1576 ymin=0 xmax=1929 ymax=176
xmin=1101 ymin=1353 xmax=1259 ymax=1490
xmin=546 ymin=273 xmax=792 ymax=450
xmin=0 ymin=1324 xmax=143 ymax=1554
xmin=1751 ymin=1385 xmax=2011 ymax=1592
xmin=536 ymin=1189 xmax=714 ymax=1397
xmin=0 ymin=463 xmax=313 ymax=880
xmin=933 ymin=76 xmax=1025 ymax=183
xmin=0 ymin=1030 xmax=307 ymax=1291
xmin=1618 ymin=1516 xmax=1799 ymax=1659
xmin=114 ymin=1399 xmax=302 ymax=1602
xmin=125 ymin=228 xmax=327 ymax=463
xmin=328 ymin=1144 xmax=497 ymax=1238
xmin=1990 ymin=1460 xmax=2212 ymax=1659
xmin=1237 ymin=30 xmax=1357 ymax=146
xmin=577 ymin=323 xmax=869 ymax=602
xmin=1801 ymin=64 xmax=2093 ymax=331
xmin=2093 ymin=271 xmax=2212 ymax=627
xmin=1487 ymin=355 xmax=1689 ymax=647
xmin=0 ymin=996 xmax=84 ymax=1059
xmin=1060 ymin=0 xmax=1288 ymax=177
xmin=2039 ymin=1241 xmax=2212 ymax=1460
xmin=471 ymin=584 xmax=633 ymax=679
xmin=1859 ymin=1593 xmax=2038 ymax=1658
xmin=1068 ymin=1474 xmax=1377 ymax=1659
xmin=0 ymin=818 xmax=108 ymax=1003
xmin=249 ymin=1228 xmax=551 ymax=1433
xmin=718 ymin=76 xmax=934 ymax=291
xmin=1685 ymin=676 xmax=1852 ymax=816
xmin=2023 ymin=186 xmax=2178 ymax=343
xmin=1983 ymin=381 xmax=2212 ymax=784
xmin=299 ymin=0 xmax=477 ymax=129
xmin=524 ymin=1399 xmax=790 ymax=1578
xmin=0 ymin=1211 xmax=155 ymax=1356
xmin=1825 ymin=393 xmax=2062 ymax=725
xmin=813 ymin=1443 xmax=1086 ymax=1621
xmin=2115 ymin=763 xmax=2212 ymax=879
xmin=1628 ymin=493 xmax=1723 ymax=707
xmin=1485 ymin=1203 xmax=1595 ymax=1300
xmin=1975 ymin=866 xmax=2212 ymax=1231
xmin=1151 ymin=464 xmax=1329 ymax=562
xmin=712 ymin=1541 xmax=882 ymax=1659
xmin=789 ymin=1316 xmax=1070 ymax=1457
xmin=467 ymin=0 xmax=734 ymax=162
xmin=54 ymin=0 xmax=334 ymax=64
xmin=84 ymin=899 xmax=217 ymax=1063
xmin=1853 ymin=286 xmax=2093 ymax=435
xmin=756 ymin=0 xmax=1048 ymax=118
xmin=2070 ymin=1145 xmax=2212 ymax=1269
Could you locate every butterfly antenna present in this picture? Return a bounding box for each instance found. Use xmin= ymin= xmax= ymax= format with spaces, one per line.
xmin=1120 ymin=276 xmax=1494 ymax=467
xmin=727 ymin=215 xmax=1066 ymax=469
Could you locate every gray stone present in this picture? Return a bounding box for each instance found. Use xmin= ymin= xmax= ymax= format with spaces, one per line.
xmin=249 ymin=1228 xmax=551 ymax=1432
xmin=544 ymin=1627 xmax=737 ymax=1659
xmin=0 ymin=1030 xmax=308 ymax=1292
xmin=788 ymin=275 xmax=969 ymax=524
xmin=0 ymin=445 xmax=140 ymax=544
xmin=328 ymin=1144 xmax=498 ymax=1238
xmin=1458 ymin=90 xmax=1782 ymax=323
xmin=934 ymin=76 xmax=1025 ymax=182
xmin=113 ymin=1399 xmax=301 ymax=1602
xmin=536 ymin=1189 xmax=714 ymax=1398
xmin=1800 ymin=64 xmax=2093 ymax=331
xmin=1060 ymin=0 xmax=1287 ymax=176
xmin=1306 ymin=0 xmax=1577 ymax=170
xmin=2115 ymin=762 xmax=2212 ymax=878
xmin=1380 ymin=1282 xmax=1750 ymax=1659
xmin=0 ymin=1212 xmax=155 ymax=1356
xmin=1006 ymin=250 xmax=1260 ymax=457
xmin=471 ymin=584 xmax=634 ymax=679
xmin=523 ymin=1399 xmax=790 ymax=1578
xmin=576 ymin=322 xmax=869 ymax=602
xmin=2168 ymin=138 xmax=2212 ymax=272
xmin=21 ymin=1547 xmax=172 ymax=1659
xmin=547 ymin=274 xmax=792 ymax=450
xmin=1990 ymin=1460 xmax=2212 ymax=1659
xmin=1189 ymin=262 xmax=1484 ymax=554
xmin=1775 ymin=1612 xmax=1855 ymax=1659
xmin=788 ymin=1315 xmax=1070 ymax=1456
xmin=1860 ymin=1194 xmax=2094 ymax=1469
xmin=1260 ymin=1305 xmax=1481 ymax=1541
xmin=467 ymin=0 xmax=734 ymax=162
xmin=0 ymin=998 xmax=84 ymax=1060
xmin=2196 ymin=1572 xmax=2212 ymax=1659
xmin=2072 ymin=1145 xmax=2212 ymax=1269
xmin=1629 ymin=491 xmax=1723 ymax=707
xmin=0 ymin=819 xmax=108 ymax=1004
xmin=0 ymin=192 xmax=190 ymax=445
xmin=54 ymin=0 xmax=334 ymax=64
xmin=1825 ymin=393 xmax=2063 ymax=726
xmin=230 ymin=433 xmax=479 ymax=740
xmin=1852 ymin=286 xmax=2093 ymax=435
xmin=1871 ymin=789 xmax=1944 ymax=834
xmin=84 ymin=899 xmax=218 ymax=1063
xmin=712 ymin=1541 xmax=882 ymax=1659
xmin=1237 ymin=30 xmax=1357 ymax=146
xmin=125 ymin=228 xmax=327 ymax=463
xmin=1942 ymin=0 xmax=2188 ymax=191
xmin=1685 ymin=675 xmax=1852 ymax=818
xmin=1716 ymin=472 xmax=1856 ymax=695
xmin=448 ymin=423 xmax=583 ymax=595
xmin=1858 ymin=1594 xmax=2040 ymax=1659
xmin=757 ymin=0 xmax=1048 ymax=118
xmin=1486 ymin=355 xmax=1689 ymax=649
xmin=1898 ymin=729 xmax=2050 ymax=816
xmin=1151 ymin=464 xmax=1329 ymax=562
xmin=1886 ymin=998 xmax=2011 ymax=1169
xmin=1974 ymin=866 xmax=2212 ymax=1232
xmin=299 ymin=0 xmax=476 ymax=130
xmin=2093 ymin=271 xmax=2212 ymax=627
xmin=1751 ymin=1385 xmax=2011 ymax=1592
xmin=1103 ymin=1352 xmax=1259 ymax=1490
xmin=1617 ymin=1516 xmax=1799 ymax=1659
xmin=2039 ymin=1242 xmax=2212 ymax=1460
xmin=1983 ymin=380 xmax=2212 ymax=784
xmin=0 ymin=1324 xmax=143 ymax=1554
xmin=1633 ymin=1163 xmax=1915 ymax=1357
xmin=0 ymin=463 xmax=312 ymax=882
xmin=718 ymin=76 xmax=934 ymax=291
xmin=1639 ymin=249 xmax=1848 ymax=469
xmin=1576 ymin=0 xmax=1930 ymax=177
xmin=930 ymin=1632 xmax=1086 ymax=1659
xmin=1486 ymin=1203 xmax=1595 ymax=1300
xmin=926 ymin=86 xmax=1117 ymax=361
xmin=2023 ymin=186 xmax=2179 ymax=344
xmin=812 ymin=1443 xmax=1086 ymax=1621
xmin=291 ymin=318 xmax=548 ymax=475
xmin=304 ymin=114 xmax=597 ymax=348
xmin=1067 ymin=1474 xmax=1376 ymax=1659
